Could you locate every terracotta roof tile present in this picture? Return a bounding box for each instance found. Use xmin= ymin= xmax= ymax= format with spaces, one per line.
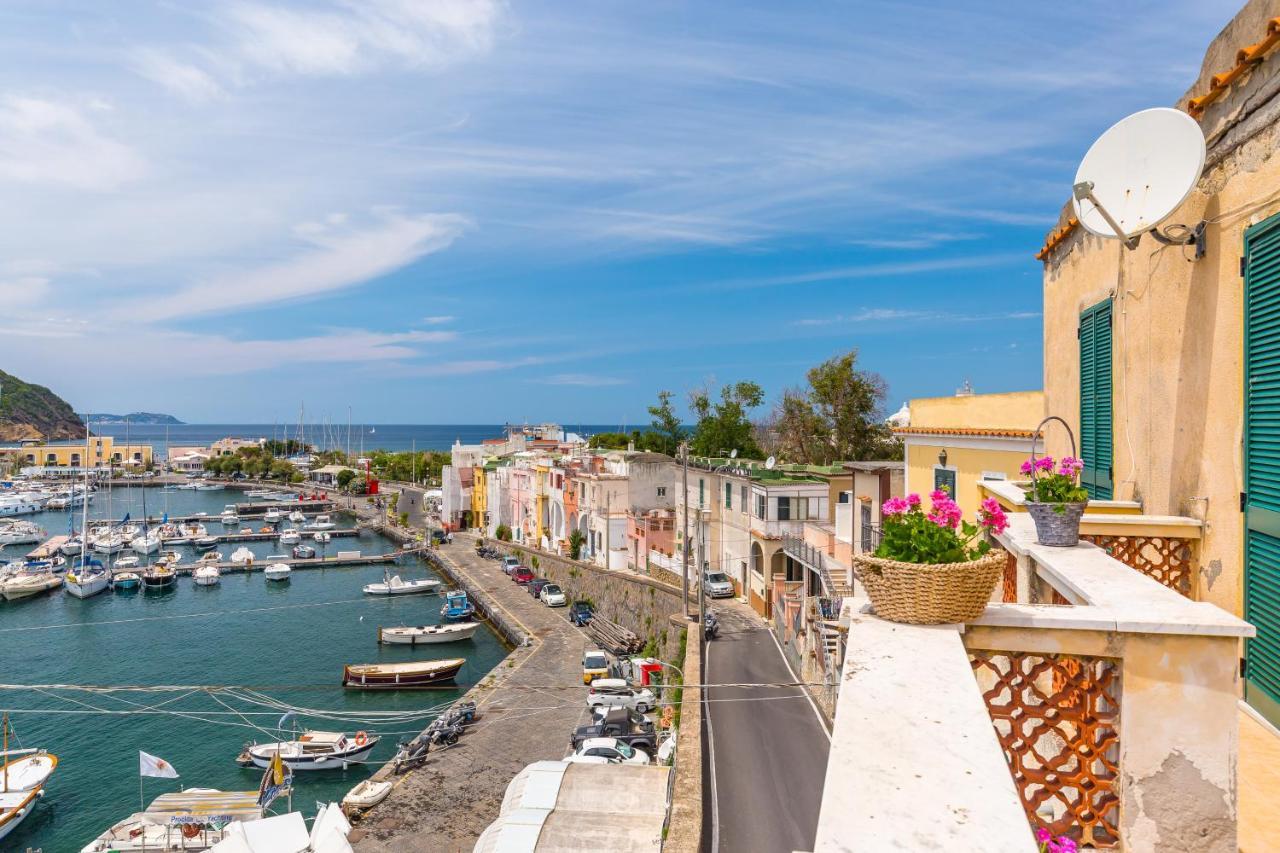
xmin=893 ymin=426 xmax=1035 ymax=438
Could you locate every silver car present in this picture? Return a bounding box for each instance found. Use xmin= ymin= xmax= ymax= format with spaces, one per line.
xmin=702 ymin=571 xmax=734 ymax=598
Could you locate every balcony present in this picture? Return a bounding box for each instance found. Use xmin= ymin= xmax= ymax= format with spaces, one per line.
xmin=811 ymin=511 xmax=1252 ymax=851
xmin=748 ymin=514 xmax=805 ymax=540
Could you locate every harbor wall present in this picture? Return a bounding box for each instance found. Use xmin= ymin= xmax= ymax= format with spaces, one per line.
xmin=496 ymin=541 xmax=687 ymax=659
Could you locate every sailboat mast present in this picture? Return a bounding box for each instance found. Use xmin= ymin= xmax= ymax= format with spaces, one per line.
xmin=80 ymin=416 xmax=90 ymax=569
xmin=3 ymin=712 xmax=8 ymax=792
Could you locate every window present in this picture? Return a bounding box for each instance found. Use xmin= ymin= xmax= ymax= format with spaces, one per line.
xmin=657 ymin=486 xmax=666 ymax=498
xmin=838 ymin=491 xmax=850 ymax=504
xmin=755 ymin=493 xmax=766 ymax=519
xmin=740 ymin=485 xmax=747 ymax=509
xmin=796 ymin=497 xmax=808 ymax=519
xmin=1080 ymin=297 xmax=1114 ymax=499
xmin=725 ymin=483 xmax=732 ymax=508
xmin=776 ymin=496 xmax=791 ymax=521
xmin=934 ymin=467 xmax=957 ymax=498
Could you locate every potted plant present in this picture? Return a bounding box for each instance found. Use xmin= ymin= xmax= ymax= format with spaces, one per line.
xmin=1022 ymin=453 xmax=1089 ymax=547
xmin=853 ymin=490 xmax=1009 ymax=624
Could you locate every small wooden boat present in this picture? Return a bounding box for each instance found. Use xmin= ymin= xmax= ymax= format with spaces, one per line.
xmin=243 ymin=730 xmax=376 ymax=771
xmin=440 ymin=590 xmax=476 ymax=622
xmin=362 ymin=574 xmax=440 ymax=596
xmin=342 ymin=779 xmax=392 ymax=814
xmin=141 ymin=564 xmax=175 ymax=590
xmin=112 ymin=571 xmax=141 ymax=591
xmin=1 ymin=719 xmax=57 ymax=846
xmin=378 ymin=622 xmax=479 ymax=645
xmin=342 ymin=658 xmax=465 ymax=690
xmin=264 ymin=563 xmax=291 ymax=582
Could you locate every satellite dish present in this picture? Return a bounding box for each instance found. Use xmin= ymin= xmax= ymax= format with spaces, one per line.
xmin=1071 ymin=107 xmax=1205 ymax=251
xmin=765 ymin=456 xmax=776 ymax=470
xmin=729 ymin=449 xmax=738 ymax=459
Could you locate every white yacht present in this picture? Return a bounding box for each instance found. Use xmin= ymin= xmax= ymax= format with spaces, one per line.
xmin=288 ymin=509 xmax=307 ymax=523
xmin=264 ymin=563 xmax=291 ymax=582
xmin=303 ymin=514 xmax=335 ymax=531
xmin=193 ymin=563 xmax=221 ymax=586
xmin=220 ymin=506 xmax=240 ymax=526
xmin=279 ymin=528 xmax=301 ymax=545
xmin=0 ymin=521 xmax=42 ymax=547
xmin=79 ymin=790 xmax=263 ymax=853
xmin=263 ymin=507 xmax=282 ymax=523
xmin=0 ymin=494 xmax=42 ymax=517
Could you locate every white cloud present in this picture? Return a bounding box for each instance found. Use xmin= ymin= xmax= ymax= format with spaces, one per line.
xmin=422 ymin=315 xmax=456 ymax=325
xmin=131 ymin=49 xmax=227 ymax=102
xmin=540 ymin=373 xmax=627 ymax=386
xmin=0 ymin=96 xmax=145 ymax=190
xmin=704 ymin=254 xmax=1025 ymax=292
xmin=792 ymin=309 xmax=1042 ymax=328
xmin=128 ymin=211 xmax=469 ymax=322
xmin=0 ymin=276 xmax=50 ymax=306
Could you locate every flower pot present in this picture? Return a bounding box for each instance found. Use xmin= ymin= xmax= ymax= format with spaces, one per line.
xmin=853 ymin=549 xmax=1006 ymax=625
xmin=1025 ymin=501 xmax=1087 ymax=547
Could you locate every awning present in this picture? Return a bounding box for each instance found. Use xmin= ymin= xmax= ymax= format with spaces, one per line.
xmin=142 ymin=790 xmax=263 ymax=826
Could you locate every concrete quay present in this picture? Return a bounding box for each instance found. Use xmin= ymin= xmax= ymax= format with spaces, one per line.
xmin=351 ymin=538 xmax=590 ymax=853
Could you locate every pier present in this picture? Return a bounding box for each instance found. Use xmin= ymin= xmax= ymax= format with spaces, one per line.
xmin=162 ymin=550 xmax=416 ymax=575
xmin=351 ymin=537 xmax=588 ymax=853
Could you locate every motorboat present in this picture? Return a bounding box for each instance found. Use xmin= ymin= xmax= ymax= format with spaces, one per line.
xmin=196 ymin=551 xmax=223 ymax=566
xmin=363 ymin=574 xmax=441 ymax=597
xmin=0 ymin=494 xmax=42 ymax=517
xmin=65 ymin=561 xmax=110 ymax=599
xmin=440 ymin=590 xmax=476 ymax=622
xmin=279 ymin=528 xmax=301 ymax=545
xmin=288 ymin=510 xmax=306 ymax=523
xmin=242 ymin=730 xmax=376 ymax=772
xmin=292 ymin=544 xmax=316 ymax=560
xmin=263 ymin=507 xmax=282 ymax=523
xmin=342 ymin=658 xmax=466 ymax=690
xmin=342 ymin=778 xmax=392 ymax=813
xmin=79 ymin=789 xmax=263 ymax=852
xmin=304 ymin=514 xmax=335 ymax=531
xmin=0 ymin=721 xmax=58 ymax=847
xmin=141 ymin=564 xmax=176 ymax=590
xmin=113 ymin=554 xmax=140 ymax=570
xmin=155 ymin=551 xmax=182 ymax=569
xmin=131 ymin=530 xmax=161 ymax=555
xmin=264 ymin=563 xmax=291 ymax=582
xmin=0 ymin=570 xmax=62 ymax=601
xmin=112 ymin=571 xmax=141 ymax=591
xmin=378 ymin=622 xmax=479 ymax=645
xmin=46 ymin=487 xmax=90 ymax=509
xmin=194 ymin=535 xmax=219 ymax=551
xmin=313 ymin=530 xmax=332 ymax=544
xmin=193 ymin=564 xmax=221 ymax=587
xmin=0 ymin=521 xmax=42 ymax=546
xmin=244 ymin=489 xmax=273 ymax=498
xmin=194 ymin=483 xmax=221 ymax=491
xmin=230 ymin=547 xmax=255 ymax=565
xmin=220 ymin=509 xmax=239 ymax=526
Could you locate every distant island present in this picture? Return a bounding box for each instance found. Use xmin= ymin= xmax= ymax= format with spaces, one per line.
xmin=84 ymin=412 xmax=185 ymax=425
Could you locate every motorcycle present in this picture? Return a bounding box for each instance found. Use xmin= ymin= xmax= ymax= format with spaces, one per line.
xmin=703 ymin=611 xmax=720 ymax=641
xmin=391 ymin=701 xmax=476 ymax=773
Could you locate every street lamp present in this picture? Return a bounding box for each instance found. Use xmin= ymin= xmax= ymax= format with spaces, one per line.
xmin=938 ymin=448 xmax=948 ymax=468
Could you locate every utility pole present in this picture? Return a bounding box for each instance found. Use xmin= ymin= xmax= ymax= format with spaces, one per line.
xmin=697 ymin=502 xmax=706 ymax=636
xmin=605 ymin=489 xmax=611 ymax=570
xmin=681 ymin=441 xmax=690 ymax=619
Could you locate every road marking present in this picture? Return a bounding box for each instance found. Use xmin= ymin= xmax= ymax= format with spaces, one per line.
xmin=704 ymin=638 xmax=721 ymax=853
xmin=767 ymin=628 xmax=832 ymax=741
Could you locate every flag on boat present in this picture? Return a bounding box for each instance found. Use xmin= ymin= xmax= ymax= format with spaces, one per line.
xmin=139 ymin=751 xmax=180 ymax=778
xmin=277 ymin=710 xmax=296 ymax=730
xmin=257 ymin=751 xmax=292 ymax=809
xmin=121 ymin=513 xmax=130 ymax=524
xmin=162 ymin=513 xmax=169 ymax=524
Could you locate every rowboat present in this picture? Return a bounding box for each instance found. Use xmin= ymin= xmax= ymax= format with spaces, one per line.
xmin=342 ymin=658 xmax=465 ymax=690
xmin=362 ymin=574 xmax=440 ymax=596
xmin=378 ymin=622 xmax=479 ymax=645
xmin=342 ymin=779 xmax=392 ymax=813
xmin=242 ymin=730 xmax=377 ymax=771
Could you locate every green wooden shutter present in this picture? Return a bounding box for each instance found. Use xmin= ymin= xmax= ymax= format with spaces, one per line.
xmin=1079 ymin=299 xmax=1114 ymax=499
xmin=1245 ymin=213 xmax=1280 ymax=723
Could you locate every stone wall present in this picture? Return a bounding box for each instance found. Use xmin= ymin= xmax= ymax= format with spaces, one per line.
xmin=498 ymin=541 xmax=688 ymax=661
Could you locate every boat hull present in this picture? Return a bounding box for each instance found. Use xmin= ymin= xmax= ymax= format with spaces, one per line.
xmin=362 ymin=580 xmax=440 ymax=596
xmin=379 ymin=623 xmax=479 ymax=645
xmin=342 ymin=659 xmax=465 ymax=690
xmin=1 ymin=576 xmax=61 ymax=600
xmin=247 ymin=741 xmax=376 ymax=771
xmin=0 ymin=788 xmax=41 ymax=843
xmin=65 ymin=573 xmax=110 ymax=599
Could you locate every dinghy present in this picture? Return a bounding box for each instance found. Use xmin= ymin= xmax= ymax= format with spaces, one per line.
xmin=342 ymin=779 xmax=392 ymax=814
xmin=362 ymin=573 xmax=440 ymax=596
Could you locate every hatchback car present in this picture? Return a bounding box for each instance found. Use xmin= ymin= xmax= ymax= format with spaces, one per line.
xmin=586 ymin=678 xmax=656 ymax=714
xmin=527 ymin=578 xmax=551 ymax=598
xmin=703 ymin=571 xmax=735 ymax=598
xmin=565 ymin=738 xmax=651 ymax=766
xmin=511 ymin=567 xmax=535 ymax=585
xmin=540 ymin=583 xmax=567 ymax=607
xmin=502 ymin=556 xmax=521 ymax=575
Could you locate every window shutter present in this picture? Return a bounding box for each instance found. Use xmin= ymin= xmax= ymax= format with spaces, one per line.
xmin=1079 ymin=299 xmax=1114 ymax=499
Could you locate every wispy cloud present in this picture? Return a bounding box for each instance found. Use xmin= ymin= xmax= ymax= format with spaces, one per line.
xmin=792 ymin=309 xmax=1042 ymax=328
xmin=130 ymin=49 xmax=227 ymax=102
xmin=704 ymin=254 xmax=1025 ymax=292
xmin=422 ymin=315 xmax=456 ymax=325
xmin=539 ymin=373 xmax=628 ymax=387
xmin=0 ymin=276 xmax=50 ymax=306
xmin=848 ymin=232 xmax=980 ymax=251
xmin=0 ymin=96 xmax=145 ymax=190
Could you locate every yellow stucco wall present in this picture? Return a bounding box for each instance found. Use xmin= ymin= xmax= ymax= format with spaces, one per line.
xmin=472 ymin=467 xmax=487 ymax=525
xmin=909 ymin=391 xmax=1044 ymax=430
xmin=6 ymin=437 xmax=154 ymax=468
xmin=905 ymin=442 xmax=1028 ymax=516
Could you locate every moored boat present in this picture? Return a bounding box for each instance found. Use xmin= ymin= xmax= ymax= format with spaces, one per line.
xmin=112 ymin=571 xmax=141 ymax=591
xmin=194 ymin=535 xmax=218 ymax=551
xmin=113 ymin=554 xmax=140 ymax=570
xmin=342 ymin=658 xmax=465 ymax=690
xmin=0 ymin=521 xmax=42 ymax=547
xmin=263 ymin=507 xmax=281 ymax=523
xmin=229 ymin=547 xmax=255 ymax=566
xmin=303 ymin=514 xmax=335 ymax=531
xmin=65 ymin=560 xmax=110 ymax=599
xmin=193 ymin=564 xmax=221 ymax=587
xmin=264 ymin=563 xmax=291 ymax=582
xmin=292 ymin=543 xmax=316 ymax=560
xmin=313 ymin=530 xmax=331 ymax=544
xmin=79 ymin=789 xmax=262 ymax=852
xmin=440 ymin=590 xmax=476 ymax=622
xmin=0 ymin=570 xmax=62 ymax=601
xmin=279 ymin=527 xmax=301 ymax=545
xmin=363 ymin=570 xmax=440 ymax=596
xmin=342 ymin=778 xmax=392 ymax=814
xmin=288 ymin=509 xmax=306 ymax=523
xmin=378 ymin=622 xmax=479 ymax=645
xmin=1 ymin=717 xmax=57 ymax=846
xmin=141 ymin=564 xmax=176 ymax=590
xmin=131 ymin=530 xmax=161 ymax=555
xmin=243 ymin=730 xmax=376 ymax=771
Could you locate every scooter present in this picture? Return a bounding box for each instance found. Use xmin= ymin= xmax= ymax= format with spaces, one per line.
xmin=704 ymin=611 xmax=720 ymax=641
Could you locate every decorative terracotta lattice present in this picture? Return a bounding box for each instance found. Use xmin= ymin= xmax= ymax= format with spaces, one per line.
xmin=970 ymin=651 xmax=1121 ymax=847
xmin=1081 ymin=534 xmax=1193 ymax=597
xmin=1002 ymin=551 xmax=1018 ymax=603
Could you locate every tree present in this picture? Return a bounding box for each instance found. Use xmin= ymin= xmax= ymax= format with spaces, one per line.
xmin=568 ymin=528 xmax=585 ymax=560
xmin=646 ymin=390 xmax=685 ymax=456
xmin=336 ymin=469 xmax=356 ymax=490
xmin=495 ymin=524 xmax=512 ymax=542
xmin=689 ymin=381 xmax=764 ymax=458
xmin=762 ymin=387 xmax=830 ymax=464
xmin=588 ymin=432 xmax=631 ymax=450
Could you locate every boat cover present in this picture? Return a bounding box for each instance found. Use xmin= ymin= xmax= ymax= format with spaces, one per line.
xmin=142 ymin=790 xmax=263 ymax=825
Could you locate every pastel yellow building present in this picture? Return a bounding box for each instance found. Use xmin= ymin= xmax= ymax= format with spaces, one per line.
xmin=472 ymin=465 xmax=488 ymax=529
xmin=894 ymin=390 xmax=1044 ymax=515
xmin=2 ymin=435 xmax=154 ymax=470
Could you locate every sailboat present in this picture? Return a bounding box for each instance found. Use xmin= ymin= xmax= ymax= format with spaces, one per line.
xmin=66 ymin=425 xmax=109 ymax=599
xmin=0 ymin=714 xmax=57 ymax=845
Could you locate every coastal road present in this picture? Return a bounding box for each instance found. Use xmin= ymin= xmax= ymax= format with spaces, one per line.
xmin=705 ymin=602 xmax=831 ymax=853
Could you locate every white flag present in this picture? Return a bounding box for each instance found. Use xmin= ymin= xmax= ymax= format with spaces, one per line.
xmin=139 ymin=751 xmax=180 ymax=779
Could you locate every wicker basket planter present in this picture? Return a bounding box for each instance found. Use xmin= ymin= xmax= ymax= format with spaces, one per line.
xmin=854 ymin=549 xmax=1006 ymax=625
xmin=1026 ymin=500 xmax=1087 ymax=547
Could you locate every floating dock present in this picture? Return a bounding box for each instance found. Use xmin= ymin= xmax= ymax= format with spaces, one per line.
xmin=164 ymin=550 xmax=421 ymax=575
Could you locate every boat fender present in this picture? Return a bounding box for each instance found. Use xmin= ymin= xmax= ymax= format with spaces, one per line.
xmin=182 ymin=823 xmax=202 ymax=839
xmin=355 ymin=730 xmax=368 ymax=746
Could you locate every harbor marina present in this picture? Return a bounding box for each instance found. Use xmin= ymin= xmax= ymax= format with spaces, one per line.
xmin=0 ymin=485 xmax=507 ymax=852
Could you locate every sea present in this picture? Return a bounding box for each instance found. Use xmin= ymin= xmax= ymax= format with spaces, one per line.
xmin=85 ymin=424 xmax=627 ymax=456
xmin=0 ymin=487 xmax=509 ymax=853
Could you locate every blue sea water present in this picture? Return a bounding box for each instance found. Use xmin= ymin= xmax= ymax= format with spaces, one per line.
xmin=85 ymin=424 xmax=627 ymax=455
xmin=0 ymin=487 xmax=509 ymax=853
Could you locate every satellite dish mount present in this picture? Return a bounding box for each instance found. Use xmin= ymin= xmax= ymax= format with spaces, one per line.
xmin=1072 ymin=180 xmax=1207 ymax=258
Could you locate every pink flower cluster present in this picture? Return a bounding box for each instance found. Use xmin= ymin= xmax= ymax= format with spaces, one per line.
xmin=1035 ymin=827 xmax=1078 ymax=853
xmin=1019 ymin=456 xmax=1056 ymax=475
xmin=881 ymin=496 xmax=911 ymax=516
xmin=927 ymin=489 xmax=963 ymax=529
xmin=1058 ymin=456 xmax=1084 ymax=477
xmin=979 ymin=497 xmax=1009 ymax=534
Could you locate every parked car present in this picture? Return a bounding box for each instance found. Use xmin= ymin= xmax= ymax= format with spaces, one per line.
xmin=502 ymin=556 xmax=521 ymax=574
xmin=540 ymin=583 xmax=567 ymax=607
xmin=586 ymin=678 xmax=656 ymax=713
xmin=527 ymin=578 xmax=551 ymax=598
xmin=430 ymin=529 xmax=447 ymax=545
xmin=569 ymin=601 xmax=594 ymax=626
xmin=571 ymin=707 xmax=656 ymax=752
xmin=565 ymin=737 xmax=651 ymax=766
xmin=230 ymin=471 xmax=249 ymax=481
xmin=702 ymin=571 xmax=735 ymax=598
xmin=582 ymin=649 xmax=611 ymax=685
xmin=511 ymin=567 xmax=535 ymax=585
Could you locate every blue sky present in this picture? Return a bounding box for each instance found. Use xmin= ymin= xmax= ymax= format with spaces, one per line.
xmin=0 ymin=1 xmax=1236 ymax=425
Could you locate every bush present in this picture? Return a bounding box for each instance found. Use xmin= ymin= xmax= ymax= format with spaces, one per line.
xmin=495 ymin=524 xmax=512 ymax=542
xmin=568 ymin=529 xmax=585 ymax=560
xmin=875 ymin=491 xmax=1007 ymax=565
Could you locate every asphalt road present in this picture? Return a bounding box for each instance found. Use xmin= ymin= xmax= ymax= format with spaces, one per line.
xmin=705 ymin=603 xmax=831 ymax=853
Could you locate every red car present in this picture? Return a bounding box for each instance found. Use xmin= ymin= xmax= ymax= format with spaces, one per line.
xmin=512 ymin=567 xmax=535 ymax=585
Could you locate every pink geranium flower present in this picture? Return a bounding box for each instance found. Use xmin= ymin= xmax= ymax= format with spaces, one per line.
xmin=882 ymin=497 xmax=910 ymax=516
